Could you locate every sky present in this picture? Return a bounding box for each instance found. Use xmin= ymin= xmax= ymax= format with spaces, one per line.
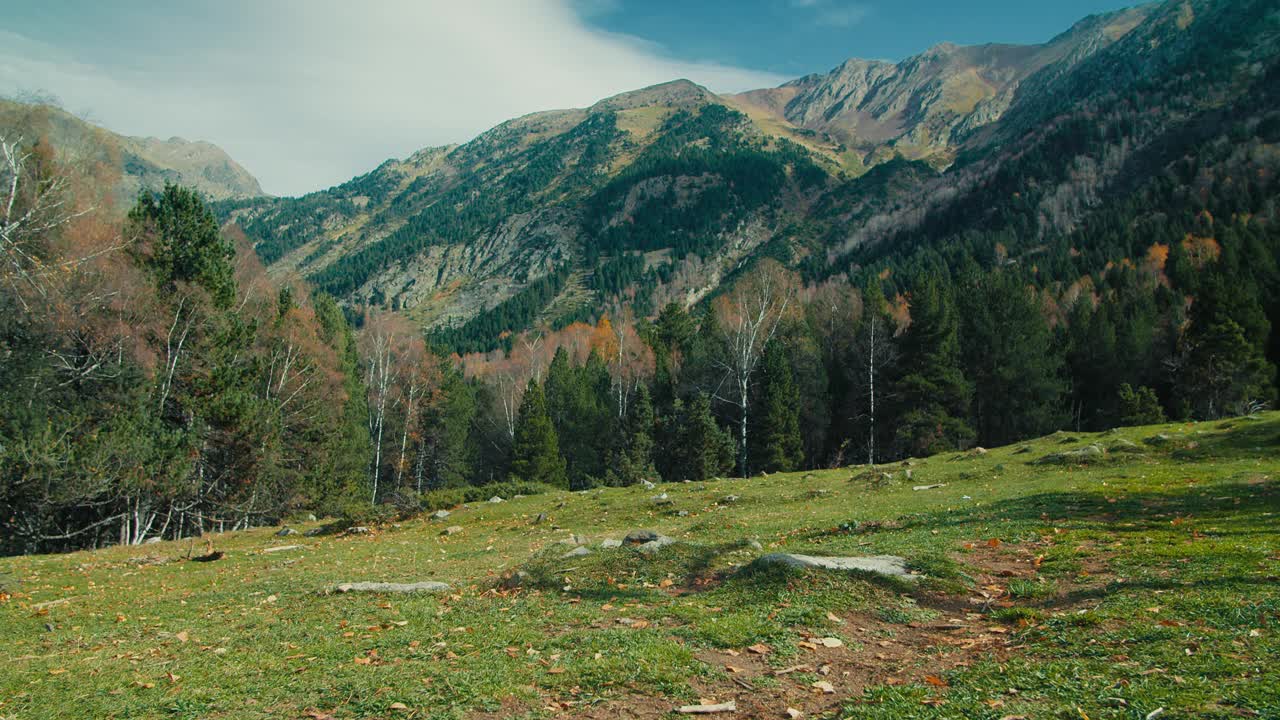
xmin=1 ymin=0 xmax=1140 ymax=197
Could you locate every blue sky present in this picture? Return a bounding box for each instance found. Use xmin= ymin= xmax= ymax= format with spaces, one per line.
xmin=578 ymin=1 xmax=1142 ymax=76
xmin=2 ymin=1 xmax=1143 ymax=195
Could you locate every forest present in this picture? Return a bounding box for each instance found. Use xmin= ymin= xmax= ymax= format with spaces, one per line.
xmin=2 ymin=115 xmax=1276 ymax=556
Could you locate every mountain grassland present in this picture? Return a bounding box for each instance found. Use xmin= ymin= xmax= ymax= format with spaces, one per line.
xmin=3 ymin=415 xmax=1277 ymax=720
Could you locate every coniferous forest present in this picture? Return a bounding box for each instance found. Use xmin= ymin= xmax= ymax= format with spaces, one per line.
xmin=3 ymin=0 xmax=1280 ymax=556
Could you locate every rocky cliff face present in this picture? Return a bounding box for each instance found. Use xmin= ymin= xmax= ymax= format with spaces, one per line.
xmin=221 ymin=0 xmax=1275 ymax=349
xmin=732 ymin=6 xmax=1153 ymax=168
xmin=0 ymin=100 xmax=264 ymax=206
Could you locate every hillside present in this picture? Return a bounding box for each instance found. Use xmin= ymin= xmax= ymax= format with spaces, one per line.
xmin=0 ymin=99 xmax=264 ymax=207
xmin=3 ymin=414 xmax=1277 ymax=719
xmin=218 ymin=0 xmax=1279 ymax=354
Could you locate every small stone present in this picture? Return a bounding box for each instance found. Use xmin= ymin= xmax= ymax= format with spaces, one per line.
xmin=534 ymin=513 xmax=548 ymax=524
xmin=561 ymin=546 xmax=592 ymax=559
xmin=747 ymin=539 xmax=763 ymax=551
xmin=600 ymin=538 xmax=623 ymax=549
xmin=488 ymin=496 xmax=505 ymax=504
xmin=429 ymin=510 xmax=451 ymax=521
xmin=275 ymin=527 xmax=298 ymax=537
xmin=346 ymin=526 xmax=372 ymax=535
xmin=676 ymin=510 xmax=689 ymax=517
xmin=303 ymin=528 xmax=324 ymax=537
xmin=719 ymin=494 xmax=741 ymax=505
xmin=641 ymin=480 xmax=656 ymax=490
xmin=143 ymin=536 xmax=163 ymax=545
xmin=441 ymin=526 xmax=463 ymax=536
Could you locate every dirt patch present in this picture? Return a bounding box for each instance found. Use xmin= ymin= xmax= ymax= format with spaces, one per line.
xmin=480 ymin=540 xmax=1117 ymax=719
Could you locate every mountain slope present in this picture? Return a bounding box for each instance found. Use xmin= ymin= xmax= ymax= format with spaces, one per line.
xmin=221 ymin=0 xmax=1278 ymax=352
xmin=0 ymin=99 xmax=264 ymax=206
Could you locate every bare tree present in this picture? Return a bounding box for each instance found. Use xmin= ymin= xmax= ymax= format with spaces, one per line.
xmin=711 ymin=260 xmax=799 ymax=477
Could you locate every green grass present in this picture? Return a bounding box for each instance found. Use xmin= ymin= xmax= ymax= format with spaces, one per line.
xmin=2 ymin=415 xmax=1278 ymax=719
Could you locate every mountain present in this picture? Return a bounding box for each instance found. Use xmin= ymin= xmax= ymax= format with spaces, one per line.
xmin=219 ymin=0 xmax=1279 ymax=352
xmin=0 ymin=99 xmax=264 ymax=207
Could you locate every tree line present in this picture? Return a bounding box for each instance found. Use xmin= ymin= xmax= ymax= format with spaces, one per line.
xmin=2 ymin=130 xmax=1275 ymax=556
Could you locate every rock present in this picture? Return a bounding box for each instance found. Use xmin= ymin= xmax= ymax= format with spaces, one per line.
xmin=498 ymin=569 xmax=530 ymax=589
xmin=756 ymin=553 xmax=921 ymax=581
xmin=676 ymin=510 xmax=690 ymax=517
xmin=534 ymin=513 xmax=548 ymax=524
xmin=624 ymin=529 xmax=667 ymax=544
xmin=276 ymin=527 xmax=298 ymax=537
xmin=303 ymin=528 xmax=324 ymax=537
xmin=561 ymin=546 xmax=592 ymax=559
xmin=1144 ymin=433 xmax=1173 ymax=446
xmin=143 ymin=536 xmax=163 ymax=545
xmin=600 ymin=538 xmax=623 ymax=549
xmin=747 ymin=539 xmax=764 ymax=551
xmin=636 ymin=538 xmax=675 ymax=555
xmin=441 ymin=526 xmax=463 ymax=536
xmin=641 ymin=480 xmax=656 ymax=490
xmin=306 ymin=513 xmax=318 ymax=522
xmin=559 ymin=534 xmax=588 ymax=546
xmin=429 ymin=510 xmax=451 ymax=521
xmin=346 ymin=526 xmax=372 ymax=535
xmin=912 ymin=483 xmax=946 ymax=491
xmin=333 ymin=581 xmax=451 ymax=594
xmin=262 ymin=544 xmax=303 ymax=553
xmin=676 ymin=700 xmax=736 ymax=714
xmin=488 ymin=496 xmax=505 ymax=504
xmin=1108 ymin=438 xmax=1144 ymax=454
xmin=1032 ymin=444 xmax=1104 ymax=465
xmin=719 ymin=494 xmax=741 ymax=505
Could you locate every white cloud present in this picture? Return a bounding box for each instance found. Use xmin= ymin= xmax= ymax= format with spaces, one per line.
xmin=0 ymin=1 xmax=787 ymax=196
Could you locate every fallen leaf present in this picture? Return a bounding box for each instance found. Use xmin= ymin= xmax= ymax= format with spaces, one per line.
xmin=175 ymin=630 xmax=189 ymax=643
xmin=747 ymin=643 xmax=771 ymax=655
xmin=987 ymin=538 xmax=1002 ymax=548
xmin=924 ymin=675 xmax=949 ymax=687
xmin=389 ymin=702 xmax=409 ymax=712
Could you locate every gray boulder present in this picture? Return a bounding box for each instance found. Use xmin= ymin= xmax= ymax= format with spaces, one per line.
xmin=600 ymin=538 xmax=623 ymax=549
xmin=333 ymin=581 xmax=450 ymax=594
xmin=757 ymin=553 xmax=921 ymax=581
xmin=429 ymin=510 xmax=451 ymax=521
xmin=561 ymin=546 xmax=592 ymax=559
xmin=488 ymin=496 xmax=505 ymax=504
xmin=1032 ymin=444 xmax=1104 ymax=465
xmin=441 ymin=526 xmax=463 ymax=536
xmin=275 ymin=527 xmax=298 ymax=537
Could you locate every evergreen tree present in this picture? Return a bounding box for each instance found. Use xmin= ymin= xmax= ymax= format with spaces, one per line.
xmin=610 ymin=384 xmax=657 ymax=485
xmin=750 ymin=341 xmax=803 ymax=473
xmin=128 ymin=183 xmax=236 ymax=308
xmin=890 ymin=275 xmax=974 ymax=457
xmin=659 ymin=393 xmax=733 ymax=482
xmin=960 ymin=271 xmax=1065 ymax=447
xmin=1174 ymin=271 xmax=1275 ymax=418
xmin=1117 ymin=384 xmax=1166 ymax=426
xmin=509 ymin=380 xmax=567 ymax=487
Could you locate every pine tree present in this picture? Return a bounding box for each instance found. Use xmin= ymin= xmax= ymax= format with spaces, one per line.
xmin=660 ymin=394 xmax=733 ymax=482
xmin=1174 ymin=271 xmax=1275 ymax=418
xmin=891 ymin=275 xmax=974 ymax=457
xmin=1117 ymin=384 xmax=1165 ymax=426
xmin=611 ymin=384 xmax=657 ymax=485
xmin=128 ymin=183 xmax=236 ymax=308
xmin=750 ymin=341 xmax=803 ymax=473
xmin=960 ymin=271 xmax=1065 ymax=447
xmin=509 ymin=380 xmax=567 ymax=487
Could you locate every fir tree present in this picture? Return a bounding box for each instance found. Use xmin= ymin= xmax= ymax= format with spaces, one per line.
xmin=891 ymin=275 xmax=974 ymax=457
xmin=509 ymin=380 xmax=567 ymax=487
xmin=610 ymin=384 xmax=657 ymax=485
xmin=750 ymin=341 xmax=803 ymax=473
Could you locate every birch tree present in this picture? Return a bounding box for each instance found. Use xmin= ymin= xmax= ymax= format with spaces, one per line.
xmin=711 ymin=259 xmax=799 ymax=477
